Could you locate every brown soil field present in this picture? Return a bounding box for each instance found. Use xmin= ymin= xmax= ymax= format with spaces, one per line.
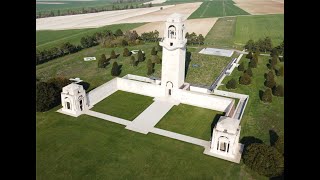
xmin=133 ymin=18 xmax=218 ymax=37
xmin=234 ymin=0 xmax=284 ymax=15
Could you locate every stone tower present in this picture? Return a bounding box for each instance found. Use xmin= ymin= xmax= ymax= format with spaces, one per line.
xmin=159 ymin=13 xmax=187 ymax=95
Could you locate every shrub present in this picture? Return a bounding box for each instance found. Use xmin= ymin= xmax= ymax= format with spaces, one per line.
xmin=226 ymin=78 xmax=237 ymax=89
xmin=238 ymin=62 xmax=245 ymax=71
xmin=270 ymin=48 xmax=279 ymax=57
xmin=111 ymin=62 xmax=120 ymax=76
xmin=156 ymin=43 xmax=162 ymax=52
xmin=123 ymin=48 xmax=131 ymax=57
xmin=36 ymin=82 xmax=57 ymax=112
xmin=244 ymin=67 xmax=253 ymax=77
xmin=265 ymin=71 xmax=274 ymax=81
xmin=279 ymin=55 xmax=284 ymax=62
xmin=137 ymin=50 xmax=145 ymax=62
xmin=114 ymin=29 xmax=123 ymax=37
xmin=239 ymin=73 xmax=251 ymax=85
xmin=270 ymin=55 xmax=278 ymax=66
xmin=130 ymin=56 xmax=137 ymax=66
xmin=151 ymin=47 xmax=157 ymax=55
xmin=243 ymin=143 xmax=284 ymax=177
xmin=98 ymin=54 xmax=109 ymax=68
xmin=274 ymin=136 xmax=284 ymax=155
xmin=261 ymin=88 xmax=272 ymax=103
xmin=272 ymin=85 xmax=284 ymax=97
xmin=147 ymin=59 xmax=154 ymax=75
xmin=264 ymin=78 xmax=276 ymax=89
xmin=110 ymin=50 xmax=117 ymax=59
xmin=245 ymin=52 xmax=253 ymax=59
xmin=121 ymin=39 xmax=128 ymax=46
xmin=249 ymin=60 xmax=257 ymax=68
xmin=252 ymin=53 xmax=259 ymax=63
xmin=151 ymin=55 xmax=161 ymax=64
xmin=267 ymin=63 xmax=274 ymax=70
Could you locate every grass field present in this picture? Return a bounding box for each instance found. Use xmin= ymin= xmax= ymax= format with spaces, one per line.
xmin=37 ymin=105 xmax=266 ymax=179
xmin=156 ymin=104 xmax=225 ymax=140
xmin=188 ymin=0 xmax=249 ymax=19
xmin=219 ymin=56 xmax=284 ymax=143
xmin=36 ymin=23 xmax=145 ymax=50
xmin=204 ymin=16 xmax=237 ymax=48
xmin=204 ymin=14 xmax=284 ymax=49
xmin=91 ymin=90 xmax=154 ymax=120
xmin=234 ymin=14 xmax=284 ymax=46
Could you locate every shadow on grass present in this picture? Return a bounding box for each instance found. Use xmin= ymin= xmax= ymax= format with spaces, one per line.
xmin=185 ymin=51 xmax=192 ymax=78
xmin=78 ymin=81 xmax=90 ymax=91
xmin=210 ymin=112 xmax=225 ymax=136
xmin=269 ymin=129 xmax=279 ymax=146
xmin=240 ymin=136 xmax=263 ymax=150
xmin=259 ymin=90 xmax=264 ymax=100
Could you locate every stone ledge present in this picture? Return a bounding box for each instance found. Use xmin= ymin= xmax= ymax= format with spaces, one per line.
xmin=203 ymin=143 xmax=244 ymax=164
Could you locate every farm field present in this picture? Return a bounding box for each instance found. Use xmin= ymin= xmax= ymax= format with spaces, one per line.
xmin=133 ymin=18 xmax=218 ymax=38
xmin=188 ymin=0 xmax=249 ymax=19
xmin=36 ymin=105 xmax=266 ymax=179
xmin=36 ymin=5 xmax=174 ymax=30
xmin=234 ymin=14 xmax=284 ymax=46
xmin=156 ymin=104 xmax=225 ymax=141
xmin=218 ymin=56 xmax=284 ymax=143
xmin=91 ymin=90 xmax=154 ymax=120
xmin=233 ymin=0 xmax=284 ymax=15
xmin=36 ymin=23 xmax=144 ymax=50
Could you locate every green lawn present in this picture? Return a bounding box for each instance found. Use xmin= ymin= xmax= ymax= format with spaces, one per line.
xmin=36 ymin=23 xmax=145 ymax=50
xmin=219 ymin=56 xmax=284 ymax=143
xmin=188 ymin=0 xmax=249 ymax=19
xmin=204 ymin=14 xmax=284 ymax=49
xmin=204 ymin=16 xmax=237 ymax=48
xmin=36 ymin=43 xmax=163 ymax=91
xmin=91 ymin=90 xmax=154 ymax=120
xmin=234 ymin=14 xmax=284 ymax=46
xmin=37 ymin=106 xmax=266 ymax=179
xmin=156 ymin=104 xmax=225 ymax=141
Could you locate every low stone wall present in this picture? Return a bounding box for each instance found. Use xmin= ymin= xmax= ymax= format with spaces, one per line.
xmin=117 ymin=78 xmax=165 ymax=97
xmin=213 ymin=90 xmax=248 ymax=100
xmin=189 ymin=86 xmax=210 ymax=94
xmin=87 ymin=78 xmax=118 ymax=106
xmin=172 ymin=89 xmax=233 ymax=112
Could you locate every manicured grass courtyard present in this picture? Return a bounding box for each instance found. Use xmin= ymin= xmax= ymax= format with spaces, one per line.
xmin=188 ymin=0 xmax=249 ymax=19
xmin=91 ymin=90 xmax=154 ymax=120
xmin=156 ymin=104 xmax=225 ymax=141
xmin=219 ymin=56 xmax=284 ymax=143
xmin=37 ymin=106 xmax=266 ymax=179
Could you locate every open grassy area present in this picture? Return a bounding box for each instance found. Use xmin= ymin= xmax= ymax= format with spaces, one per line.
xmin=36 ymin=23 xmax=145 ymax=50
xmin=37 ymin=106 xmax=266 ymax=179
xmin=204 ymin=14 xmax=284 ymax=49
xmin=234 ymin=14 xmax=284 ymax=46
xmin=36 ymin=43 xmax=163 ymax=91
xmin=204 ymin=16 xmax=237 ymax=48
xmin=188 ymin=0 xmax=249 ymax=19
xmin=156 ymin=104 xmax=225 ymax=140
xmin=91 ymin=90 xmax=154 ymax=120
xmin=219 ymin=56 xmax=284 ymax=143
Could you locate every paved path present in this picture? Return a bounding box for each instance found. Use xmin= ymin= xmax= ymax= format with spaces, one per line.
xmin=150 ymin=128 xmax=210 ymax=147
xmin=85 ymin=110 xmax=131 ymax=126
xmin=125 ymin=100 xmax=175 ymax=134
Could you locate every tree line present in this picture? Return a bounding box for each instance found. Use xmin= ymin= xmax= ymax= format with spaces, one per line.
xmin=36 ymin=29 xmax=141 ymax=65
xmin=37 ymin=0 xmax=154 ymax=19
xmin=185 ymin=32 xmax=205 ymax=45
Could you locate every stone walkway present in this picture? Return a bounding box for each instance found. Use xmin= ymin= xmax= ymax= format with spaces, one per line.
xmin=125 ymin=100 xmax=175 ymax=134
xmin=85 ymin=110 xmax=131 ymax=126
xmin=150 ymin=128 xmax=210 ymax=147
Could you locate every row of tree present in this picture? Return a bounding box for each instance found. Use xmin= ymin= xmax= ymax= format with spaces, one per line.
xmin=37 ymin=0 xmax=154 ymax=18
xmin=185 ymin=32 xmax=205 ymax=45
xmin=244 ymin=38 xmax=284 ymax=56
xmin=140 ymin=30 xmax=160 ymax=42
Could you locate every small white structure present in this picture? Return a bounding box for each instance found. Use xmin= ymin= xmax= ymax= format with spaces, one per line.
xmin=69 ymin=77 xmax=83 ymax=84
xmin=59 ymin=83 xmax=88 ymax=117
xmin=131 ymin=50 xmax=145 ymax=54
xmin=207 ymin=116 xmax=243 ymax=163
xmin=199 ymin=48 xmax=234 ymax=57
xmin=84 ymin=57 xmax=96 ymax=61
xmin=159 ymin=13 xmax=187 ymax=94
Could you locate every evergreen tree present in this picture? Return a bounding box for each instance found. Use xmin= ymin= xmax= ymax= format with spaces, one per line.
xmin=156 ymin=43 xmax=162 ymax=52
xmin=243 ymin=143 xmax=284 ymax=177
xmin=261 ymin=88 xmax=273 ymax=103
xmin=238 ymin=62 xmax=245 ymax=71
xmin=130 ymin=56 xmax=136 ymax=66
xmin=278 ymin=66 xmax=284 ymax=76
xmin=98 ymin=54 xmax=108 ymax=68
xmin=270 ymin=55 xmax=278 ymax=66
xmin=151 ymin=55 xmax=161 ymax=64
xmin=274 ymin=136 xmax=284 ymax=155
xmin=111 ymin=62 xmax=120 ymax=76
xmin=272 ymin=85 xmax=284 ymax=97
xmin=265 ymin=71 xmax=274 ymax=81
xmin=198 ymin=34 xmax=205 ymax=45
xmin=264 ymin=36 xmax=273 ymax=52
xmin=245 ymin=67 xmax=253 ymax=77
xmin=246 ymin=52 xmax=253 ymax=59
xmin=137 ymin=50 xmax=144 ymax=62
xmin=147 ymin=59 xmax=154 ymax=75
xmin=226 ymin=78 xmax=237 ymax=89
xmin=249 ymin=60 xmax=257 ymax=68
xmin=239 ymin=73 xmax=251 ymax=85
xmin=264 ymin=78 xmax=276 ymax=89
xmin=114 ymin=29 xmax=123 ymax=37
xmin=151 ymin=47 xmax=157 ymax=55
xmin=244 ymin=39 xmax=255 ymax=51
xmin=123 ymin=48 xmax=131 ymax=57
xmin=36 ymin=82 xmax=57 ymax=112
xmin=110 ymin=50 xmax=117 ymax=59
